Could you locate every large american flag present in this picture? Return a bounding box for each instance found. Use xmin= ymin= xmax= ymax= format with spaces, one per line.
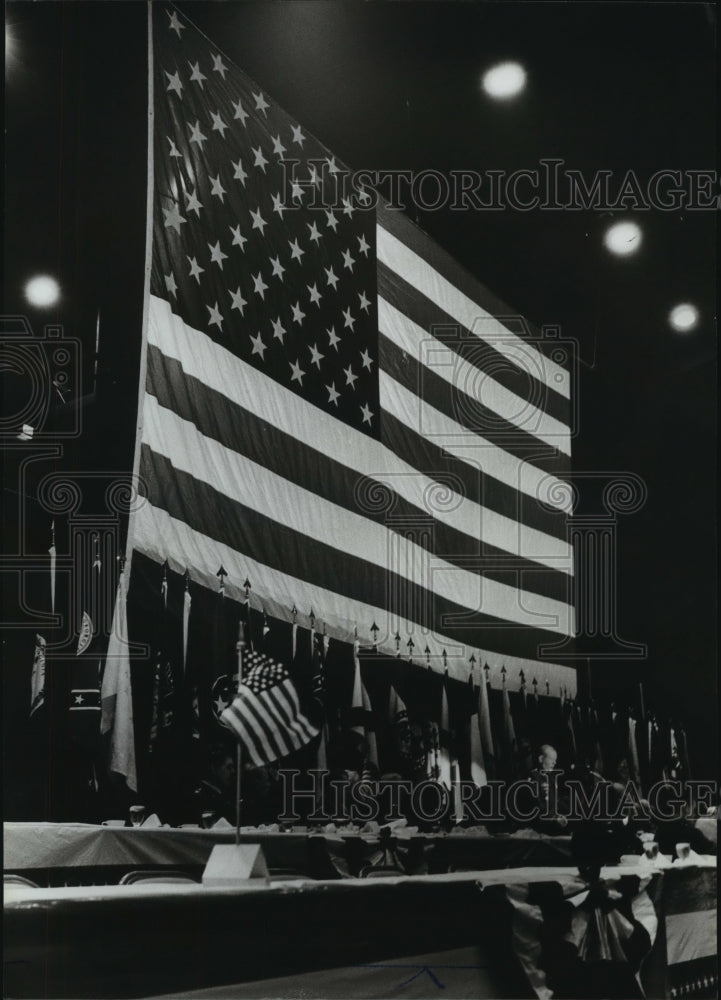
xmin=129 ymin=5 xmax=576 ymax=690
xmin=220 ymin=650 xmax=319 ymax=766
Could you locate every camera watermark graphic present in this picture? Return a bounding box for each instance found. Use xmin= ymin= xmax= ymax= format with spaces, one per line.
xmin=0 ymin=317 xmax=82 ymax=441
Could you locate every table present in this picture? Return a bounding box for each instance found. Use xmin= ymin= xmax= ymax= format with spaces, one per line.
xmin=3 ymin=822 xmax=573 ymax=885
xmin=4 ymin=863 xmax=715 ymax=999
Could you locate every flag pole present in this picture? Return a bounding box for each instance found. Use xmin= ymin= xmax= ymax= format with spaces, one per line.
xmin=123 ymin=0 xmax=154 ymax=577
xmin=638 ymin=680 xmax=646 ymax=721
xmin=235 ymin=617 xmax=246 ymax=845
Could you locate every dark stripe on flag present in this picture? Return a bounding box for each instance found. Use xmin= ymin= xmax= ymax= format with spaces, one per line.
xmin=377 ymin=261 xmax=569 ymax=424
xmin=140 ymin=446 xmax=570 ymax=661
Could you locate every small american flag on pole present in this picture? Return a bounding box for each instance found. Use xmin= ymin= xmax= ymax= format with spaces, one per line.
xmin=220 ymin=650 xmax=319 ymax=766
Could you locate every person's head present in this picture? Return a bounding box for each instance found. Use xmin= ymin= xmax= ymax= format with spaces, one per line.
xmin=537 ymin=744 xmax=558 ymax=771
xmin=209 ymin=747 xmax=236 ymax=789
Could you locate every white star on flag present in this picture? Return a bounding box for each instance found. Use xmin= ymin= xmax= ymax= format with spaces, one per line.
xmin=168 ymin=10 xmax=185 ymax=36
xmin=253 ymin=272 xmax=268 ymax=298
xmin=187 ymin=256 xmax=204 ymax=282
xmin=252 ymin=146 xmax=268 ymax=171
xmin=250 ymin=332 xmax=267 ymax=359
xmin=253 ymin=92 xmax=270 ymax=115
xmin=229 ymin=224 xmax=247 ymax=249
xmin=232 ymin=158 xmax=247 ymax=184
xmin=208 ymin=241 xmax=228 ymax=267
xmin=210 ymin=175 xmax=226 ymax=200
xmin=250 ymin=207 xmax=267 ymax=234
xmin=163 ymin=204 xmax=186 ymax=233
xmin=230 ymin=287 xmax=247 ymax=313
xmin=188 ymin=121 xmax=207 ymax=147
xmin=212 ymin=54 xmax=228 ymax=78
xmin=188 ymin=61 xmax=207 ymax=87
xmin=232 ymin=99 xmax=249 ymax=125
xmin=207 ymin=303 xmax=223 ymax=329
xmin=211 ymin=111 xmax=228 ymax=137
xmin=165 ymin=70 xmax=182 ymax=97
xmin=186 ymin=190 xmax=203 ymax=216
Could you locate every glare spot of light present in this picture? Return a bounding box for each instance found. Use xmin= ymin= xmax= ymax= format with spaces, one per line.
xmin=481 ymin=61 xmax=527 ymax=100
xmin=668 ymin=303 xmax=699 ymax=332
xmin=603 ymin=220 xmax=642 ymax=257
xmin=24 ymin=275 xmax=61 ymax=308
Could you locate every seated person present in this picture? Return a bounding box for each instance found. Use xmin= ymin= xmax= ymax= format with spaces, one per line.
xmin=192 ymin=746 xmax=237 ymax=825
xmin=241 ymin=762 xmax=284 ymax=827
xmin=528 ymin=744 xmax=569 ymax=833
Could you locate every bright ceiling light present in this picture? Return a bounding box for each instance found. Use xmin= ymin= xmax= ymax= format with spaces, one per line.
xmin=481 ymin=61 xmax=527 ymax=100
xmin=603 ymin=221 xmax=642 ymax=257
xmin=668 ymin=303 xmax=699 ymax=332
xmin=24 ymin=275 xmax=61 ymax=308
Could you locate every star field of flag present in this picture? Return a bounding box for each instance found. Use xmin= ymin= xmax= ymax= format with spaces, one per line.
xmin=151 ymin=6 xmax=379 ymax=434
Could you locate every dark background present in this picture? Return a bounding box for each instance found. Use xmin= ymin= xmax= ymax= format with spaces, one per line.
xmin=3 ymin=2 xmax=716 ymax=816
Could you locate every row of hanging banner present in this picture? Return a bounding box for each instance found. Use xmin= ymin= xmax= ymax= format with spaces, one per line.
xmin=29 ymin=551 xmax=691 ymax=808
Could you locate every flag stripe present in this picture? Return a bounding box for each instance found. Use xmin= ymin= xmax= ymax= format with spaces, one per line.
xmin=379 ymin=373 xmax=566 ymax=505
xmin=142 ymin=393 xmax=572 ymax=612
xmin=223 ymin=701 xmax=268 ymax=764
xmin=379 ymin=296 xmax=570 ymax=453
xmin=377 ymin=261 xmax=569 ymax=425
xmin=147 ymin=295 xmax=571 ymax=518
xmin=147 ymin=337 xmax=570 ymax=552
xmin=242 ymin=688 xmax=295 ymax=759
xmin=380 ymin=331 xmax=569 ymax=471
xmin=378 ymin=411 xmax=567 ymax=541
xmin=376 ymin=218 xmax=570 ymax=399
xmin=140 ymin=444 xmax=573 ymax=645
xmin=133 ymin=500 xmax=577 ymax=688
xmin=379 ymin=333 xmax=569 ymax=470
